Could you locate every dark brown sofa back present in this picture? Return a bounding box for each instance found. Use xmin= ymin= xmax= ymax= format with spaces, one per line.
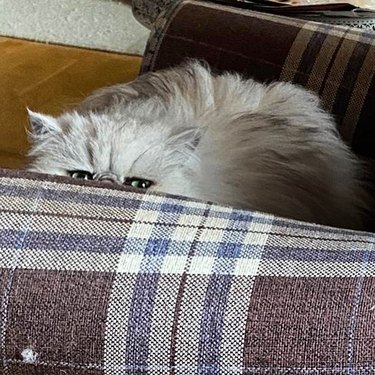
xmin=141 ymin=0 xmax=375 ymax=162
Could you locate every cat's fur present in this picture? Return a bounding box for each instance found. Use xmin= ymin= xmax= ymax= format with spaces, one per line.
xmin=27 ymin=61 xmax=367 ymax=229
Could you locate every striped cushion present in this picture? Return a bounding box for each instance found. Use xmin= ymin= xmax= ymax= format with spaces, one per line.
xmin=141 ymin=0 xmax=375 ymax=160
xmin=1 ymin=168 xmax=375 ymax=374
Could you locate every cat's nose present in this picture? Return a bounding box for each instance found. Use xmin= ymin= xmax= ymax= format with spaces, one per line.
xmin=100 ymin=178 xmax=114 ymax=184
xmin=95 ymin=173 xmax=118 ymax=184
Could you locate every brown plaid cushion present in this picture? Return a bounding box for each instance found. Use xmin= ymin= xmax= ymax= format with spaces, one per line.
xmin=0 ymin=168 xmax=374 ymax=374
xmin=141 ymin=0 xmax=375 ymax=161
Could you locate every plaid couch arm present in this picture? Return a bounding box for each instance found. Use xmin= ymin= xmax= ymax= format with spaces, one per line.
xmin=0 ymin=167 xmax=374 ymax=374
xmin=141 ymin=0 xmax=375 ymax=162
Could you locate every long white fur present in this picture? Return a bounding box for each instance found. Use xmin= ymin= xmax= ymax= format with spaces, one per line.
xmin=27 ymin=61 xmax=367 ymax=229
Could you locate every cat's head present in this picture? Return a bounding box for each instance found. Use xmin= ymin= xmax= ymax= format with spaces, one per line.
xmin=27 ymin=61 xmax=216 ymax=197
xmin=26 ymin=106 xmax=202 ymax=197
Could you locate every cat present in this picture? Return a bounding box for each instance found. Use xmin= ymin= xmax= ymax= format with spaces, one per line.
xmin=27 ymin=60 xmax=367 ymax=229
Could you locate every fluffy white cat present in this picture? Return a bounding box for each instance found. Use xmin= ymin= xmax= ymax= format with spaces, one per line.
xmin=27 ymin=61 xmax=367 ymax=229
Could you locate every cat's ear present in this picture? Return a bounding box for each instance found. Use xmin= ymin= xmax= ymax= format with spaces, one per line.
xmin=27 ymin=109 xmax=60 ymax=137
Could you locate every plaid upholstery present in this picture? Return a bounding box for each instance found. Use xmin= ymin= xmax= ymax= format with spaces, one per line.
xmin=141 ymin=0 xmax=375 ymax=161
xmin=0 ymin=168 xmax=375 ymax=374
xmin=132 ymin=0 xmax=375 ymax=31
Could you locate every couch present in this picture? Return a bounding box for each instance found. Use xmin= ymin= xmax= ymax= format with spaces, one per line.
xmin=1 ymin=1 xmax=375 ymax=374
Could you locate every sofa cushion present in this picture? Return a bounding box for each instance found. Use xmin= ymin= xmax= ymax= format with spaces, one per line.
xmin=141 ymin=0 xmax=375 ymax=162
xmin=1 ymin=167 xmax=374 ymax=374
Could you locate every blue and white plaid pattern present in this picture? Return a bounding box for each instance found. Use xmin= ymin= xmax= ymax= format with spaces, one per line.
xmin=0 ymin=171 xmax=375 ymax=374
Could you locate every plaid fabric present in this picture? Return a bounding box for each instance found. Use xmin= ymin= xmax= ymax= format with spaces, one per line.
xmin=132 ymin=0 xmax=375 ymax=31
xmin=141 ymin=0 xmax=375 ymax=161
xmin=0 ymin=168 xmax=375 ymax=374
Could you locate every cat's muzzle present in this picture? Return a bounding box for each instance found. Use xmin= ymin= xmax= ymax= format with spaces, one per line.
xmin=94 ymin=172 xmax=119 ymax=184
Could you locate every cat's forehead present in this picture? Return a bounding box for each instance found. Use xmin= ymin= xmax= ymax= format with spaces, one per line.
xmin=60 ymin=111 xmax=173 ymax=137
xmin=57 ymin=112 xmax=175 ymax=167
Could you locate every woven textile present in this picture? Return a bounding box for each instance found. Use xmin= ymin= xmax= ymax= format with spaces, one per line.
xmin=0 ymin=168 xmax=375 ymax=374
xmin=141 ymin=0 xmax=375 ymax=161
xmin=132 ymin=0 xmax=375 ymax=31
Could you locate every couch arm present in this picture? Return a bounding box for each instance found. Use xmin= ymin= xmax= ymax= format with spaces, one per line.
xmin=141 ymin=0 xmax=375 ymax=161
xmin=1 ymin=167 xmax=374 ymax=374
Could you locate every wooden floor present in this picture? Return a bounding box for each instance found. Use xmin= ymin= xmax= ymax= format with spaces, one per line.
xmin=0 ymin=37 xmax=142 ymax=169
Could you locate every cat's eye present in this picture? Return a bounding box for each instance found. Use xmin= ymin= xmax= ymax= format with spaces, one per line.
xmin=69 ymin=170 xmax=93 ymax=180
xmin=124 ymin=177 xmax=153 ymax=189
